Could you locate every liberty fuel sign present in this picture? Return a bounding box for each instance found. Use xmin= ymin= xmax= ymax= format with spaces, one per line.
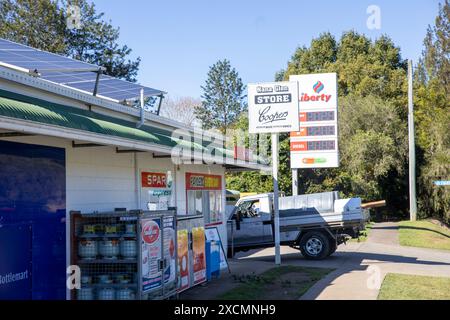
xmin=289 ymin=73 xmax=339 ymax=168
xmin=248 ymin=81 xmax=300 ymax=134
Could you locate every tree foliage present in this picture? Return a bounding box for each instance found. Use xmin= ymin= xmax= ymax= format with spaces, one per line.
xmin=414 ymin=0 xmax=449 ymax=223
xmin=228 ymin=31 xmax=410 ymax=217
xmin=0 ymin=0 xmax=66 ymax=53
xmin=0 ymin=0 xmax=140 ymax=81
xmin=196 ymin=59 xmax=246 ymax=132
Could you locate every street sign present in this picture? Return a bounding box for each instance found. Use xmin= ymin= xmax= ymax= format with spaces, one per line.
xmin=434 ymin=181 xmax=450 ymax=186
xmin=248 ymin=81 xmax=300 ymax=134
xmin=289 ymin=73 xmax=339 ymax=168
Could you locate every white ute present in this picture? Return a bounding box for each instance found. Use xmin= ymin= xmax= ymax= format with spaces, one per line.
xmin=226 ymin=191 xmax=366 ymax=260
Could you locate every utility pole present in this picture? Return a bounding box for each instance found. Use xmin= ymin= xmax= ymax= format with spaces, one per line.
xmin=272 ymin=133 xmax=281 ymax=265
xmin=408 ymin=60 xmax=417 ymax=221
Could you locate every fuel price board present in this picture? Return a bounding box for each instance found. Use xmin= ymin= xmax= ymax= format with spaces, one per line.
xmin=289 ymin=73 xmax=339 ymax=168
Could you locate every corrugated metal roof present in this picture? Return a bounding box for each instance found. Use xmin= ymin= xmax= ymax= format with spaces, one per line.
xmin=0 ymin=89 xmax=172 ymax=145
xmin=0 ymin=89 xmax=269 ymax=168
xmin=0 ymin=90 xmax=241 ymax=159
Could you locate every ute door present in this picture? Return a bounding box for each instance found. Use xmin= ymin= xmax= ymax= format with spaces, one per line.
xmin=229 ymin=199 xmax=264 ymax=248
xmin=259 ymin=197 xmax=274 ymax=244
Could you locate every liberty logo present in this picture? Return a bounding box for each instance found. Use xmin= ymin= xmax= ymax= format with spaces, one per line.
xmin=313 ymin=81 xmax=324 ymax=94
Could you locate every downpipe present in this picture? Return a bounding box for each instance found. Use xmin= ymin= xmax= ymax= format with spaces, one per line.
xmin=136 ymin=88 xmax=145 ymax=128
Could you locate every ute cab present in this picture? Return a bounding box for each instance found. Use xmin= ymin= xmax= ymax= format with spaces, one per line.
xmin=227 ymin=193 xmax=276 ymax=250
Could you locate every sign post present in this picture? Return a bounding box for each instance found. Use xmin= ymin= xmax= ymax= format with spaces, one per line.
xmin=248 ymin=81 xmax=300 ymax=266
xmin=408 ymin=60 xmax=417 ymax=221
xmin=272 ymin=133 xmax=281 ymax=265
xmin=292 ymin=169 xmax=298 ymax=195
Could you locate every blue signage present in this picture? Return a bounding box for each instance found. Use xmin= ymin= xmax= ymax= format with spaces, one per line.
xmin=434 ymin=181 xmax=450 ymax=186
xmin=0 ymin=223 xmax=32 ymax=300
xmin=0 ymin=140 xmax=66 ymax=300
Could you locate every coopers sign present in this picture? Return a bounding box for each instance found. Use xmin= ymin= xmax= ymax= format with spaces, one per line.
xmin=248 ymin=81 xmax=299 ymax=134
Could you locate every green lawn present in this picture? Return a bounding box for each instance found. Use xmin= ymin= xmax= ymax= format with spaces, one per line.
xmin=398 ymin=220 xmax=450 ymax=251
xmin=217 ymin=265 xmax=333 ymax=300
xmin=378 ymin=273 xmax=450 ymax=300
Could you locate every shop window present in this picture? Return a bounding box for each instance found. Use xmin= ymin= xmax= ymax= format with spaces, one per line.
xmin=187 ymin=190 xmax=222 ymax=224
xmin=186 ymin=173 xmax=223 ymax=225
xmin=186 ymin=173 xmax=224 ymax=224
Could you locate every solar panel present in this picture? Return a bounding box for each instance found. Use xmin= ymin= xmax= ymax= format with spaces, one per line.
xmin=0 ymin=38 xmax=100 ymax=72
xmin=0 ymin=38 xmax=165 ymax=102
xmin=40 ymin=71 xmax=163 ymax=101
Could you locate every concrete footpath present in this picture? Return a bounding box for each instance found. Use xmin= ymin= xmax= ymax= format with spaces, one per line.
xmin=181 ymin=222 xmax=450 ymax=300
xmin=301 ymin=222 xmax=450 ymax=299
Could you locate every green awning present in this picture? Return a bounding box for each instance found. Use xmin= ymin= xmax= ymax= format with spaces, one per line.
xmin=0 ymin=89 xmax=268 ymax=166
xmin=0 ymin=89 xmax=210 ymax=152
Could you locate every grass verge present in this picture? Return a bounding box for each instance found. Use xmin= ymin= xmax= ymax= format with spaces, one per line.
xmin=378 ymin=273 xmax=450 ymax=300
xmin=398 ymin=220 xmax=450 ymax=250
xmin=217 ymin=265 xmax=333 ymax=300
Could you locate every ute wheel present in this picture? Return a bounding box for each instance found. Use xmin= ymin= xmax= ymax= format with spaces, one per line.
xmin=299 ymin=231 xmax=331 ymax=260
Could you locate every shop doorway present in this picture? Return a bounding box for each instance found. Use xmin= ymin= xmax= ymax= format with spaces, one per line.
xmin=0 ymin=140 xmax=66 ymax=300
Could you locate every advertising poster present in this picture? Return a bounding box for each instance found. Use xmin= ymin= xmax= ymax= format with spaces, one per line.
xmin=192 ymin=227 xmax=206 ymax=284
xmin=162 ymin=216 xmax=176 ymax=285
xmin=205 ymin=227 xmax=229 ymax=271
xmin=177 ymin=229 xmax=189 ymax=291
xmin=141 ymin=218 xmax=162 ymax=293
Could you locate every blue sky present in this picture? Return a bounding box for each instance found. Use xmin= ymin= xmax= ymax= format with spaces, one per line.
xmin=92 ymin=0 xmax=440 ymax=98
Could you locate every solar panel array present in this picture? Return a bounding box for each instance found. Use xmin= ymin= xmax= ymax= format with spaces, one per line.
xmin=41 ymin=71 xmax=163 ymax=101
xmin=0 ymin=38 xmax=165 ymax=102
xmin=0 ymin=38 xmax=99 ymax=72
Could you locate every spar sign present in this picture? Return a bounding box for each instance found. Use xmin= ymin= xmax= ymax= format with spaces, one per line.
xmin=289 ymin=73 xmax=339 ymax=168
xmin=248 ymin=81 xmax=300 ymax=133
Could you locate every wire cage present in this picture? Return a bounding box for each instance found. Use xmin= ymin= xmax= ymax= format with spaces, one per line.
xmin=70 ymin=209 xmax=177 ymax=300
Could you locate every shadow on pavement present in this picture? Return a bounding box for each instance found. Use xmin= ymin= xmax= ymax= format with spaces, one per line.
xmin=179 ymin=245 xmax=450 ymax=300
xmin=240 ymin=250 xmax=450 ymax=267
xmin=237 ymin=247 xmax=450 ymax=299
xmin=370 ymin=226 xmax=399 ymax=230
xmin=398 ymin=226 xmax=450 ymax=239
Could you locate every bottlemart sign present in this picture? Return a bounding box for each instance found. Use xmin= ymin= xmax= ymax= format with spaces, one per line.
xmin=289 ymin=73 xmax=339 ymax=168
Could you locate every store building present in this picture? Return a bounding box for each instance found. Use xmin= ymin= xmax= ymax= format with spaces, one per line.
xmin=0 ymin=39 xmax=269 ymax=299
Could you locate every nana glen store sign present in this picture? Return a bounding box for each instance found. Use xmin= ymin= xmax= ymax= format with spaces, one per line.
xmin=248 ymin=81 xmax=300 ymax=134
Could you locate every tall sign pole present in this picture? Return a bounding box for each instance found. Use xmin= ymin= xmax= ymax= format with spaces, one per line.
xmin=292 ymin=169 xmax=298 ymax=195
xmin=408 ymin=60 xmax=417 ymax=221
xmin=248 ymin=81 xmax=300 ymax=266
xmin=272 ymin=133 xmax=281 ymax=265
